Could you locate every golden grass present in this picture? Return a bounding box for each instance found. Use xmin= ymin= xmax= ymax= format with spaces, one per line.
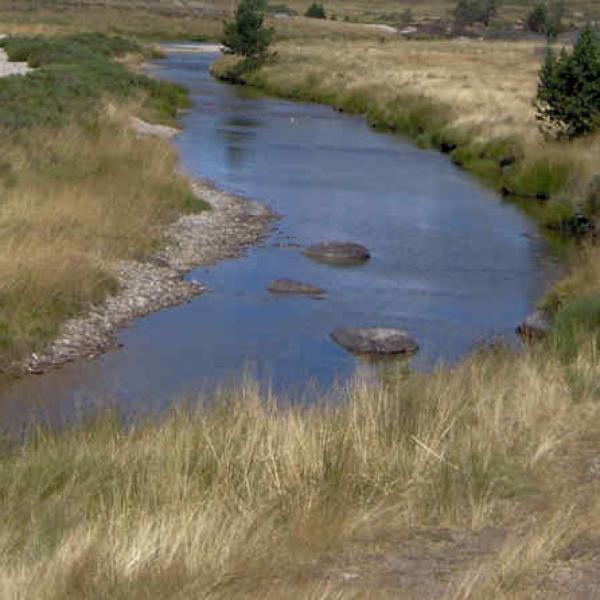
xmin=0 ymin=4 xmax=225 ymax=39
xmin=0 ymin=103 xmax=200 ymax=360
xmin=255 ymin=38 xmax=539 ymax=141
xmin=0 ymin=326 xmax=597 ymax=597
xmin=1 ymin=0 xmax=599 ymax=35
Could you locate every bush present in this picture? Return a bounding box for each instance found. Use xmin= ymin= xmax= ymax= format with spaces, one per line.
xmin=526 ymin=2 xmax=565 ymax=40
xmin=526 ymin=4 xmax=548 ymax=33
xmin=222 ymin=0 xmax=274 ymax=59
xmin=305 ymin=3 xmax=326 ymax=19
xmin=536 ymin=25 xmax=600 ymax=138
xmin=453 ymin=0 xmax=497 ymax=27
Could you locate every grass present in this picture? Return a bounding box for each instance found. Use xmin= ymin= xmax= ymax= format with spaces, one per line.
xmin=0 ymin=8 xmax=597 ymax=598
xmin=0 ymin=312 xmax=597 ymax=596
xmin=212 ymin=36 xmax=600 ymax=231
xmin=0 ymin=33 xmax=189 ymax=127
xmin=2 ymin=0 xmax=600 ymax=35
xmin=0 ymin=34 xmax=204 ymax=361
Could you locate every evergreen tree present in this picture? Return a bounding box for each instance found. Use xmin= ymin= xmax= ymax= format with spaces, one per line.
xmin=305 ymin=3 xmax=326 ymax=19
xmin=222 ymin=0 xmax=274 ymax=59
xmin=536 ymin=25 xmax=600 ymax=138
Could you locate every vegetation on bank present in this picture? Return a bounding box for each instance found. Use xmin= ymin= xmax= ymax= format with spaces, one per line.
xmin=0 ymin=307 xmax=598 ymax=596
xmin=536 ymin=24 xmax=600 ymax=139
xmin=0 ymin=33 xmax=202 ymax=362
xmin=212 ymin=34 xmax=600 ymax=236
xmin=0 ymin=33 xmax=188 ymax=128
xmin=222 ymin=0 xmax=274 ymax=60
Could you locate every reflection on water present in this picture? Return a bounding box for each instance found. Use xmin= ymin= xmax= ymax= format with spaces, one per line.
xmin=0 ymin=48 xmax=563 ymax=430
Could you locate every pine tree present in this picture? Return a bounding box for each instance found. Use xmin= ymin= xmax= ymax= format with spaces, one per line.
xmin=536 ymin=25 xmax=600 ymax=138
xmin=222 ymin=0 xmax=274 ymax=59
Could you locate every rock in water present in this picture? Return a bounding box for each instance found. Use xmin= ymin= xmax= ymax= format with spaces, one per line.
xmin=331 ymin=328 xmax=418 ymax=356
xmin=516 ymin=310 xmax=552 ymax=341
xmin=267 ymin=279 xmax=325 ymax=296
xmin=302 ymin=242 xmax=370 ymax=266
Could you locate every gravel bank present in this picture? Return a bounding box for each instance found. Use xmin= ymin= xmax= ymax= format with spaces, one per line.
xmin=15 ymin=181 xmax=274 ymax=376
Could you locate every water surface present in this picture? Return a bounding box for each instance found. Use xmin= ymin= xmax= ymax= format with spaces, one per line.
xmin=0 ymin=48 xmax=561 ymax=428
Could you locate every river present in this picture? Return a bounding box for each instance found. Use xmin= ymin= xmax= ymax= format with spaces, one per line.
xmin=0 ymin=47 xmax=562 ymax=428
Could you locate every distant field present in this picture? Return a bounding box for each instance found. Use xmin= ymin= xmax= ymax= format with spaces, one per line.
xmin=0 ymin=0 xmax=599 ymax=39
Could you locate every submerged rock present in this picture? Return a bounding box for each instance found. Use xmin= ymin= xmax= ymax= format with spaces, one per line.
xmin=516 ymin=309 xmax=552 ymax=341
xmin=303 ymin=242 xmax=370 ymax=266
xmin=331 ymin=327 xmax=418 ymax=356
xmin=267 ymin=279 xmax=324 ymax=296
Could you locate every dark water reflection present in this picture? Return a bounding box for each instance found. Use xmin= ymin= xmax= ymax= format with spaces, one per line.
xmin=0 ymin=48 xmax=562 ymax=429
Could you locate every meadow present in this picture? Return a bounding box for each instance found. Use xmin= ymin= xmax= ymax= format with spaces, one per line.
xmin=0 ymin=3 xmax=598 ymax=597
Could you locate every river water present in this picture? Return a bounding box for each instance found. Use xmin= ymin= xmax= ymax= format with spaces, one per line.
xmin=0 ymin=48 xmax=562 ymax=428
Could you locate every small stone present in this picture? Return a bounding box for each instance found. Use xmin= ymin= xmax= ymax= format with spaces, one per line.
xmin=303 ymin=242 xmax=370 ymax=266
xmin=267 ymin=279 xmax=325 ymax=296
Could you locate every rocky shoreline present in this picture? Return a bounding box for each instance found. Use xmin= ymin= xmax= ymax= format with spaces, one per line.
xmin=15 ymin=180 xmax=274 ymax=376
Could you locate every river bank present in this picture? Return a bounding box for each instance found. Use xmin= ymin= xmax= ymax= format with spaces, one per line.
xmin=0 ymin=33 xmax=275 ymax=374
xmin=212 ymin=38 xmax=599 ymax=238
xmin=16 ymin=179 xmax=273 ymax=376
xmin=0 ymin=33 xmax=598 ymax=599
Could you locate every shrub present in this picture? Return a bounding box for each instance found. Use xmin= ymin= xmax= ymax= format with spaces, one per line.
xmin=222 ymin=0 xmax=274 ymax=59
xmin=526 ymin=2 xmax=565 ymax=40
xmin=526 ymin=4 xmax=548 ymax=33
xmin=536 ymin=25 xmax=600 ymax=138
xmin=453 ymin=0 xmax=497 ymax=27
xmin=305 ymin=3 xmax=326 ymax=19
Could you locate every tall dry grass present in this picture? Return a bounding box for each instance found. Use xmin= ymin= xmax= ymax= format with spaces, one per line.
xmin=0 ymin=103 xmax=201 ymax=359
xmin=0 ymin=327 xmax=597 ymax=597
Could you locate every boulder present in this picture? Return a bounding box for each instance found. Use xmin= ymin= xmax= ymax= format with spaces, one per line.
xmin=267 ymin=279 xmax=324 ymax=296
xmin=303 ymin=242 xmax=370 ymax=266
xmin=516 ymin=309 xmax=552 ymax=341
xmin=331 ymin=327 xmax=418 ymax=356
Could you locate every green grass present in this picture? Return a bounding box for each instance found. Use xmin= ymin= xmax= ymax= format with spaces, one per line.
xmin=0 ymin=33 xmax=189 ymax=128
xmin=552 ymin=295 xmax=600 ymax=359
